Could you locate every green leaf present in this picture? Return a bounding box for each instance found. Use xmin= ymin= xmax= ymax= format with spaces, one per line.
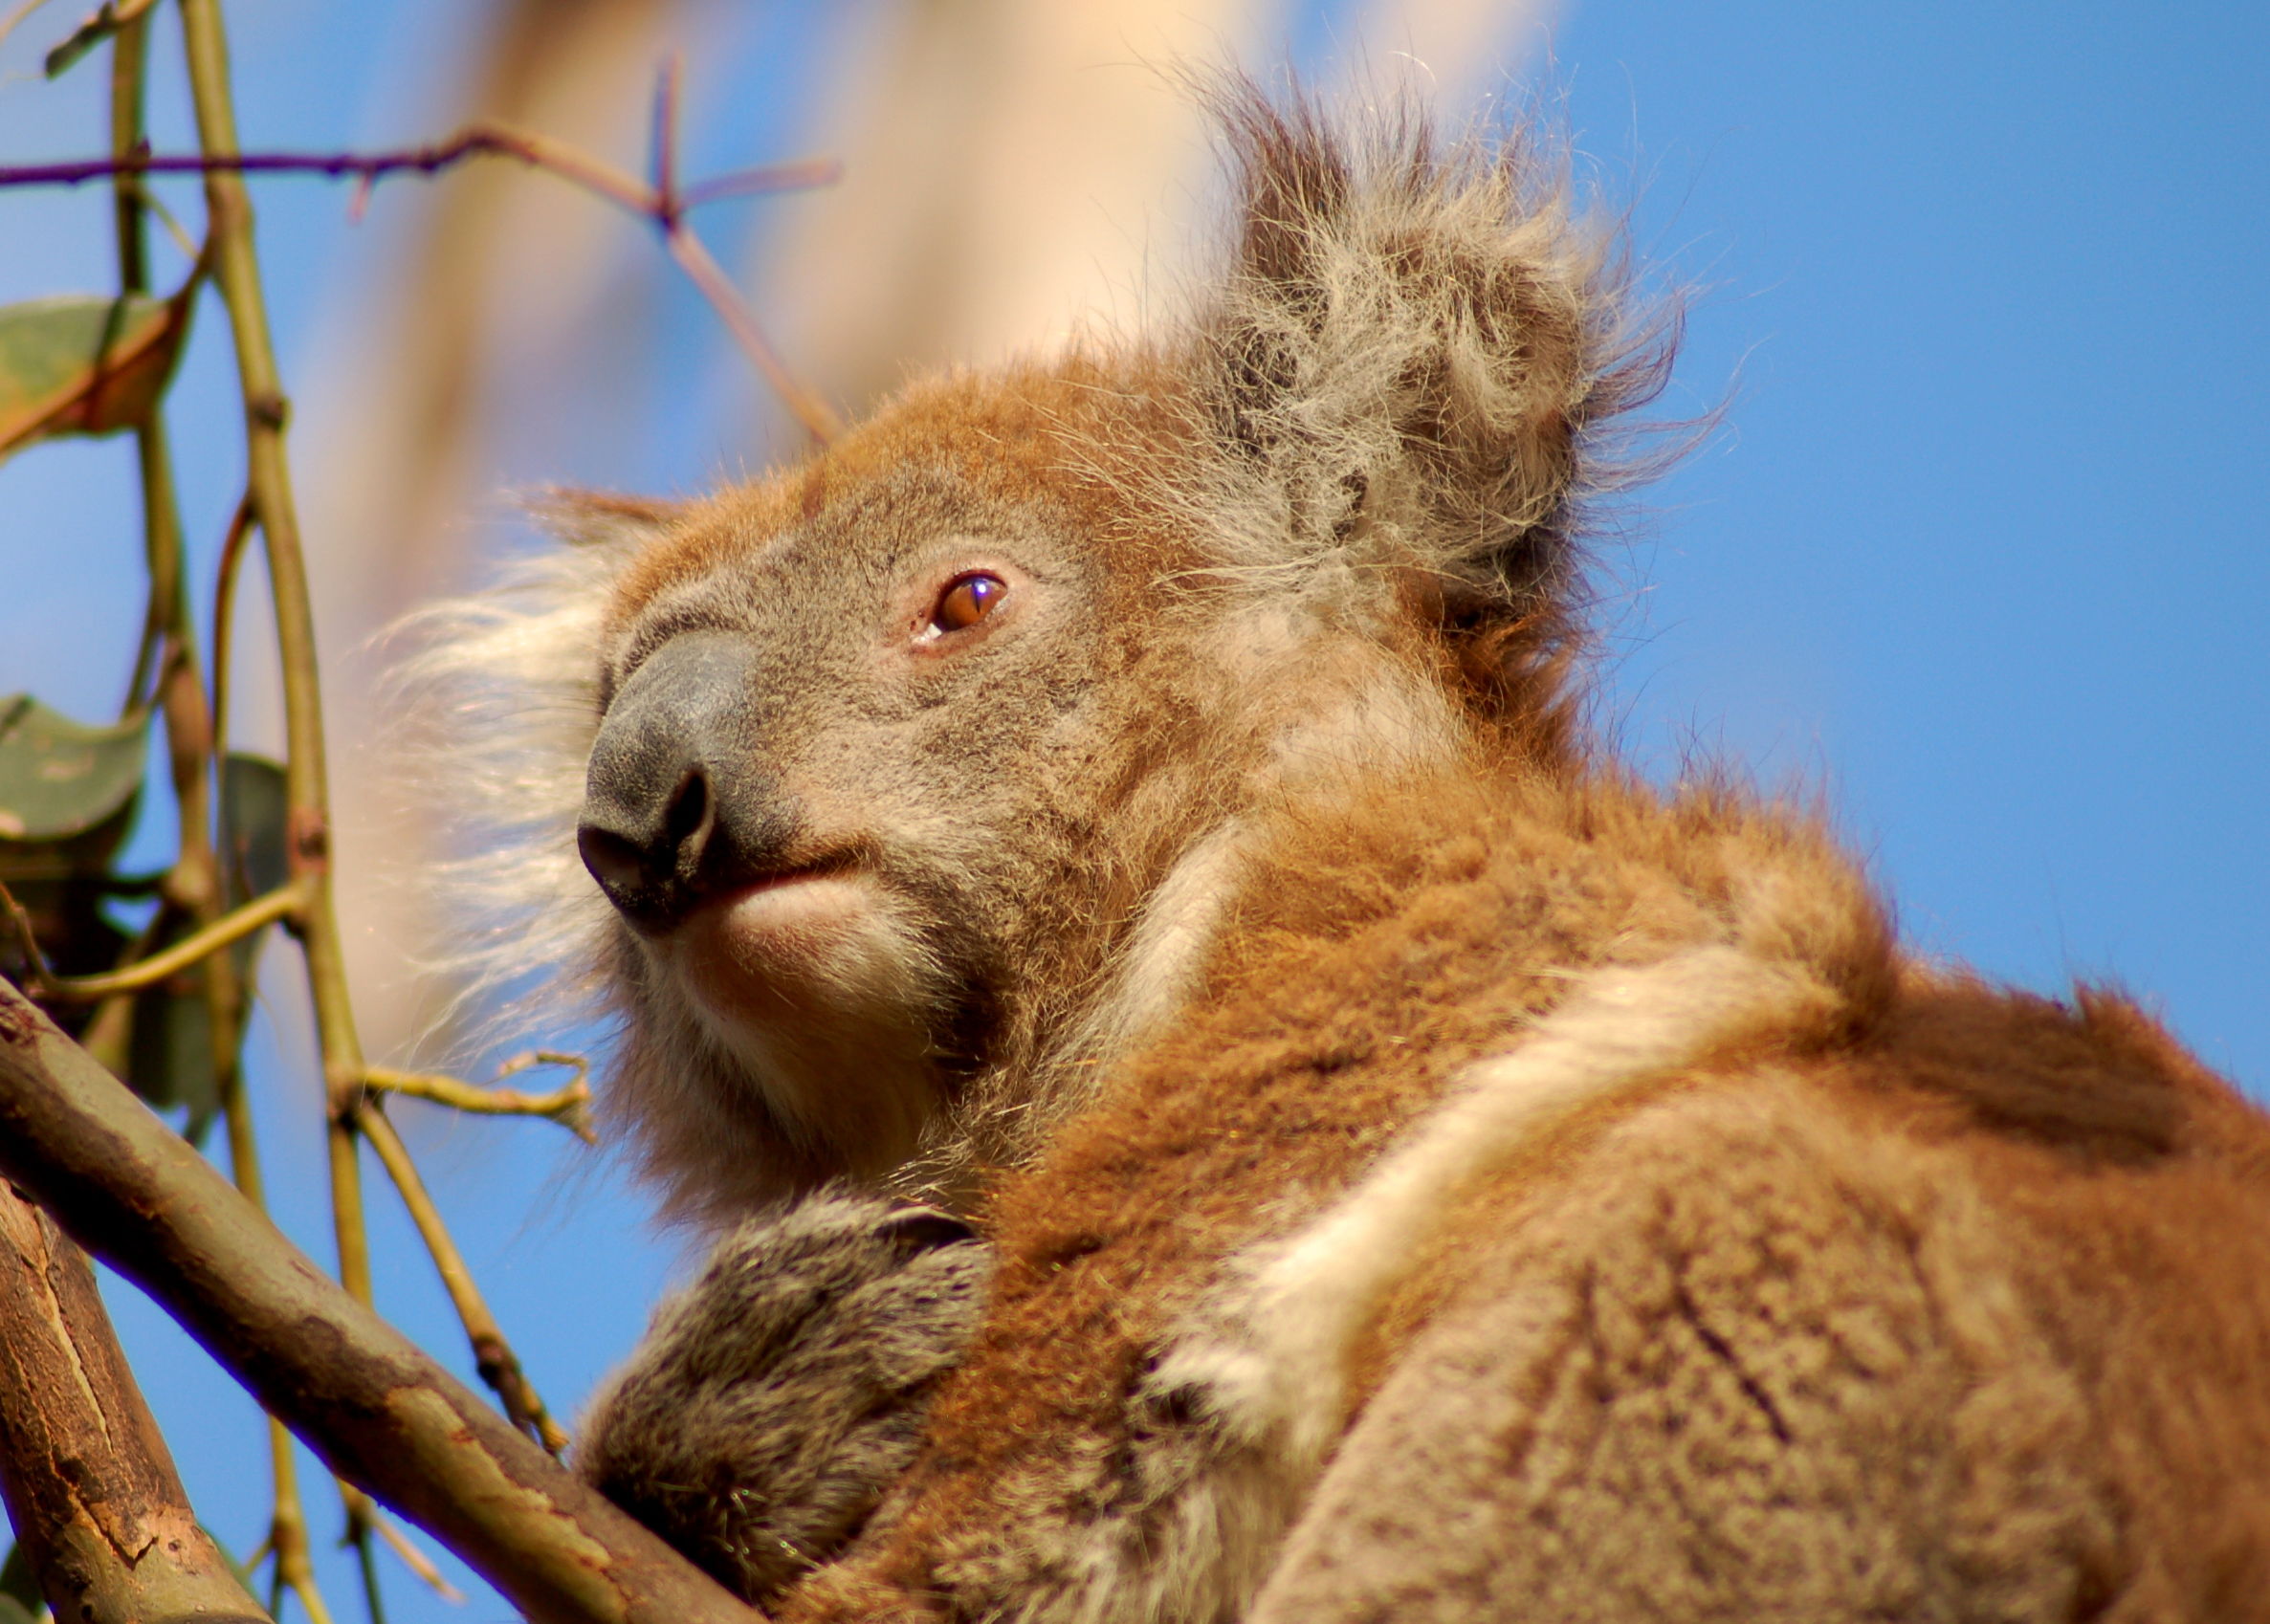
xmin=124 ymin=754 xmax=290 ymax=1140
xmin=0 ymin=283 xmax=193 ymax=462
xmin=127 ymin=966 xmax=221 ymax=1141
xmin=0 ymin=1542 xmax=38 ymax=1618
xmin=0 ymin=695 xmax=148 ymax=843
xmin=219 ymin=753 xmax=290 ymax=903
xmin=0 ymin=698 xmax=144 ymax=1020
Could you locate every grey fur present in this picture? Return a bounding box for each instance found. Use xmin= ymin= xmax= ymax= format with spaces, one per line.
xmin=575 ymin=1194 xmax=992 ymax=1605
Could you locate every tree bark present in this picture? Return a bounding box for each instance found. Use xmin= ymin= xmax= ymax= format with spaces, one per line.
xmin=0 ymin=1182 xmax=270 ymax=1624
xmin=0 ymin=977 xmax=763 ymax=1624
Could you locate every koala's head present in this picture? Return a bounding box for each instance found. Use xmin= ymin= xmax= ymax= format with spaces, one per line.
xmin=416 ymin=90 xmax=1674 ymax=1224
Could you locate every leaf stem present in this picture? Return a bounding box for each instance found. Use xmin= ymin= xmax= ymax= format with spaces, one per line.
xmin=355 ymin=1099 xmax=571 ymax=1455
xmin=33 ymin=882 xmax=302 ymax=1001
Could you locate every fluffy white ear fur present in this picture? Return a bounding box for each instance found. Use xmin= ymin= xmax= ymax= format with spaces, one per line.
xmin=1178 ymin=87 xmax=1677 ymax=628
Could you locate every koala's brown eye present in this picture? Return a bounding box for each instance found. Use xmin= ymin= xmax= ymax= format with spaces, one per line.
xmin=931 ymin=573 xmax=1006 ymax=634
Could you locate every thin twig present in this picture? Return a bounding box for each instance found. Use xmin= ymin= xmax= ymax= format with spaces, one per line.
xmin=354 ymin=1098 xmax=571 ymax=1456
xmin=30 ymin=883 xmax=302 ymax=1002
xmin=0 ymin=124 xmax=837 ymax=213
xmin=666 ymin=220 xmax=844 ymax=440
xmin=0 ymin=880 xmax=49 ymax=989
xmin=0 ymin=111 xmax=844 ymax=441
xmin=123 ymin=173 xmax=202 ymax=260
xmin=650 ymin=53 xmax=680 ymax=222
xmin=209 ymin=490 xmax=255 ymax=768
xmin=214 ymin=923 xmax=336 ymax=1624
xmin=173 ymin=9 xmax=390 ymax=1601
xmin=646 ymin=56 xmax=841 ymax=442
xmin=365 ymin=1508 xmax=462 ymax=1606
xmin=363 ymin=1051 xmax=594 ymax=1143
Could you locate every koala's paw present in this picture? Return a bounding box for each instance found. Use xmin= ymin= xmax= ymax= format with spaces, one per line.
xmin=576 ymin=1193 xmax=992 ymax=1604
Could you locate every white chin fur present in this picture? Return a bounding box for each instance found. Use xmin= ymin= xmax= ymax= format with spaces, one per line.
xmin=647 ymin=872 xmax=947 ymax=1176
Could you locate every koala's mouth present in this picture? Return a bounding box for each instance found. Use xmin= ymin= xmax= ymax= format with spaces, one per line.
xmin=693 ymin=868 xmax=865 ymax=961
xmin=656 ymin=864 xmax=926 ymax=1022
xmin=702 ymin=853 xmax=858 ymax=910
xmin=590 ymin=817 xmax=862 ymax=938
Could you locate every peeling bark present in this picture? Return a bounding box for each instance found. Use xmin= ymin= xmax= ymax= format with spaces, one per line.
xmin=0 ymin=1183 xmax=269 ymax=1624
xmin=0 ymin=977 xmax=762 ymax=1624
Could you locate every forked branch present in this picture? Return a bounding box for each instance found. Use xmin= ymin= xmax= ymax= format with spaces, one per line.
xmin=364 ymin=1050 xmax=594 ymax=1142
xmin=0 ymin=86 xmax=845 ymax=440
xmin=0 ymin=977 xmax=762 ymax=1624
xmin=356 ymin=1098 xmax=571 ymax=1455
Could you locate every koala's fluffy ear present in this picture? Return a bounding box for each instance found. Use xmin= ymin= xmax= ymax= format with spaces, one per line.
xmin=1197 ymin=86 xmax=1676 ymax=621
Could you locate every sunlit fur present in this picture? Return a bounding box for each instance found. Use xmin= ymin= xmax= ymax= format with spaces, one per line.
xmin=406 ymin=86 xmax=1667 ymax=1221
xmin=418 ymin=83 xmax=2270 ymax=1622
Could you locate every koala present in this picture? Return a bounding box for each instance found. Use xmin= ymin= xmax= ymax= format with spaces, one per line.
xmin=418 ymin=86 xmax=2270 ymax=1624
xmin=575 ymin=1194 xmax=990 ymax=1607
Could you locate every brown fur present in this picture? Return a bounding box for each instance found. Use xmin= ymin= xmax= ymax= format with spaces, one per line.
xmin=416 ymin=82 xmax=2270 ymax=1623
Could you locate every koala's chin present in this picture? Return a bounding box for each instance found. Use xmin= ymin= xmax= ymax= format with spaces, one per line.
xmin=647 ymin=870 xmax=956 ymax=1177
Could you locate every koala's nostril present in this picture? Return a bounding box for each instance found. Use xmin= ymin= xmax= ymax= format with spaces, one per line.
xmin=578 ymin=765 xmax=719 ymax=925
xmin=661 ymin=769 xmax=714 ymax=872
xmin=577 ymin=821 xmax=655 ymax=903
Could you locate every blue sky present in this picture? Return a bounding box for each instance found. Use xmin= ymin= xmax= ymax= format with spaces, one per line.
xmin=1 ymin=3 xmax=2264 ymax=1618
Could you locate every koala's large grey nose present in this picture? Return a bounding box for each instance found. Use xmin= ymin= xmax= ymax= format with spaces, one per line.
xmin=578 ymin=631 xmax=788 ymax=933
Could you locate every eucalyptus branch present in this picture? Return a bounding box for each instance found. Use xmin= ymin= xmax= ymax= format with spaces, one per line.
xmin=173 ymin=3 xmax=386 ymax=1594
xmin=0 ymin=1183 xmax=272 ymax=1624
xmin=0 ymin=99 xmax=844 ymax=440
xmin=208 ymin=490 xmax=254 ymax=767
xmin=355 ymin=1099 xmax=570 ymax=1455
xmin=0 ymin=125 xmax=831 ymax=212
xmin=0 ymin=978 xmax=764 ymax=1624
xmin=26 ymin=882 xmax=303 ymax=1001
xmin=363 ymin=1051 xmax=594 ymax=1142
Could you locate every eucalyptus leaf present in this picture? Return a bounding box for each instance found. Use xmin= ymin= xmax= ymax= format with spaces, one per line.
xmin=127 ymin=971 xmax=221 ymax=1143
xmin=0 ymin=695 xmax=144 ymax=999
xmin=0 ymin=1543 xmax=37 ymax=1614
xmin=0 ymin=1593 xmax=33 ymax=1624
xmin=0 ymin=695 xmax=148 ymax=842
xmin=219 ymin=753 xmax=290 ymax=903
xmin=124 ymin=754 xmax=290 ymax=1140
xmin=0 ymin=283 xmax=193 ymax=461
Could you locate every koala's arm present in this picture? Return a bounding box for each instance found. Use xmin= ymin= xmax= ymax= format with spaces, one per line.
xmin=576 ymin=1194 xmax=992 ymax=1606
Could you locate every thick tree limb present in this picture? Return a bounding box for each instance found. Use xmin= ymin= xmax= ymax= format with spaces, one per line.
xmin=0 ymin=1182 xmax=269 ymax=1624
xmin=0 ymin=977 xmax=763 ymax=1624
